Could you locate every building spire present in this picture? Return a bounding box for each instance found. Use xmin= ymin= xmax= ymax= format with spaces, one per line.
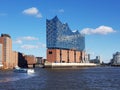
xmin=52 ymin=15 xmax=59 ymax=21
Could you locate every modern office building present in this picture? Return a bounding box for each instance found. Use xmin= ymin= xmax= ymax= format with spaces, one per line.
xmin=46 ymin=16 xmax=86 ymax=63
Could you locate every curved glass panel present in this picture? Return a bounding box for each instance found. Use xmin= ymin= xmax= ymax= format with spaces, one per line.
xmin=46 ymin=16 xmax=85 ymax=51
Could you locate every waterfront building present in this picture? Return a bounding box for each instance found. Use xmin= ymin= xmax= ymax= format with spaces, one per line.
xmin=0 ymin=34 xmax=13 ymax=69
xmin=46 ymin=16 xmax=86 ymax=63
xmin=111 ymin=52 xmax=120 ymax=65
xmin=90 ymin=56 xmax=101 ymax=64
xmin=18 ymin=52 xmax=28 ymax=68
xmin=0 ymin=34 xmax=19 ymax=69
xmin=36 ymin=57 xmax=44 ymax=64
xmin=0 ymin=44 xmax=3 ymax=67
xmin=12 ymin=51 xmax=18 ymax=67
xmin=24 ymin=55 xmax=36 ymax=68
xmin=0 ymin=33 xmax=42 ymax=69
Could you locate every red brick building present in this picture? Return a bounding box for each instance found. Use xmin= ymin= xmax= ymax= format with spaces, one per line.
xmin=24 ymin=55 xmax=36 ymax=67
xmin=0 ymin=34 xmax=14 ymax=69
xmin=47 ymin=49 xmax=85 ymax=63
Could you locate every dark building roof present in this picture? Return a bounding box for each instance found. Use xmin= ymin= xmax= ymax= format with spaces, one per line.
xmin=1 ymin=34 xmax=11 ymax=38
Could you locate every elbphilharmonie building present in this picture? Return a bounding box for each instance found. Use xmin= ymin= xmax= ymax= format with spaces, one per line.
xmin=46 ymin=16 xmax=86 ymax=63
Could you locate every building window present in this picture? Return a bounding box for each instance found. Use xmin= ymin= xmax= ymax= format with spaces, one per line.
xmin=49 ymin=51 xmax=52 ymax=54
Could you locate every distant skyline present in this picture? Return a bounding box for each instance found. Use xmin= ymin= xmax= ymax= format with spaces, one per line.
xmin=0 ymin=0 xmax=120 ymax=62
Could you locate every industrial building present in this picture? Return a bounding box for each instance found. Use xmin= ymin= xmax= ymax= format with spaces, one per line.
xmin=90 ymin=56 xmax=101 ymax=64
xmin=24 ymin=55 xmax=36 ymax=68
xmin=111 ymin=52 xmax=120 ymax=66
xmin=46 ymin=16 xmax=88 ymax=64
xmin=36 ymin=57 xmax=45 ymax=64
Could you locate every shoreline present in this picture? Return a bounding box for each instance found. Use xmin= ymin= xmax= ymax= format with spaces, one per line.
xmin=44 ymin=62 xmax=99 ymax=68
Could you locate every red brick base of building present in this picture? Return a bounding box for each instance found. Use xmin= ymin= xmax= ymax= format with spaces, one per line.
xmin=47 ymin=49 xmax=85 ymax=63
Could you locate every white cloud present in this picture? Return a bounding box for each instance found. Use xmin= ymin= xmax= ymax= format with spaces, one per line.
xmin=21 ymin=44 xmax=39 ymax=50
xmin=23 ymin=7 xmax=38 ymax=15
xmin=13 ymin=36 xmax=39 ymax=44
xmin=14 ymin=39 xmax=22 ymax=44
xmin=21 ymin=36 xmax=39 ymax=41
xmin=38 ymin=42 xmax=46 ymax=48
xmin=0 ymin=13 xmax=7 ymax=16
xmin=80 ymin=25 xmax=116 ymax=35
xmin=36 ymin=13 xmax=42 ymax=18
xmin=41 ymin=44 xmax=46 ymax=48
xmin=20 ymin=42 xmax=46 ymax=50
xmin=22 ymin=7 xmax=42 ymax=18
xmin=58 ymin=9 xmax=64 ymax=13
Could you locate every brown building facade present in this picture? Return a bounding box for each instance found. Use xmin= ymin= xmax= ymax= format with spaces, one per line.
xmin=0 ymin=34 xmax=18 ymax=69
xmin=24 ymin=55 xmax=36 ymax=65
xmin=12 ymin=51 xmax=18 ymax=67
xmin=0 ymin=34 xmax=12 ymax=69
xmin=0 ymin=44 xmax=3 ymax=67
xmin=47 ymin=49 xmax=85 ymax=63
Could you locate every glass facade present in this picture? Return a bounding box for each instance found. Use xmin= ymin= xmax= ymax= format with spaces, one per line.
xmin=46 ymin=16 xmax=85 ymax=51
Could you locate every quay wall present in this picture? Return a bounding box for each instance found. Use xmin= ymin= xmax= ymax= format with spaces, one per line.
xmin=44 ymin=62 xmax=98 ymax=68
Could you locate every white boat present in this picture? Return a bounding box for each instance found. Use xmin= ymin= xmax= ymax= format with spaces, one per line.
xmin=14 ymin=66 xmax=34 ymax=73
xmin=27 ymin=69 xmax=35 ymax=73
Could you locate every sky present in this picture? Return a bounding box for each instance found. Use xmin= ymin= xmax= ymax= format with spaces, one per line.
xmin=0 ymin=0 xmax=120 ymax=63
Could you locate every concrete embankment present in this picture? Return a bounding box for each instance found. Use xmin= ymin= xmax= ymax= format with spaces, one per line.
xmin=44 ymin=63 xmax=99 ymax=68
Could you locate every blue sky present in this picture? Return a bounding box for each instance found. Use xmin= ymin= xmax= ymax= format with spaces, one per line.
xmin=0 ymin=0 xmax=120 ymax=62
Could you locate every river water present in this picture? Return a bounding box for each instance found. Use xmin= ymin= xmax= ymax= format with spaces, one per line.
xmin=0 ymin=67 xmax=120 ymax=90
